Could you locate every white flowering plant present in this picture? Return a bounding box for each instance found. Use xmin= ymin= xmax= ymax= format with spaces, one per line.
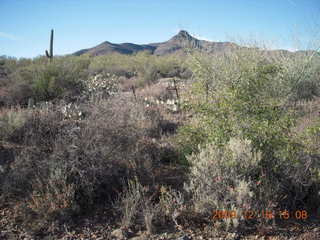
xmin=82 ymin=73 xmax=119 ymax=99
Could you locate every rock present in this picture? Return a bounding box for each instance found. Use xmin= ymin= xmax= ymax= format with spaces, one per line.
xmin=111 ymin=228 xmax=128 ymax=240
xmin=130 ymin=235 xmax=148 ymax=240
xmin=177 ymin=236 xmax=192 ymax=240
xmin=227 ymin=233 xmax=236 ymax=239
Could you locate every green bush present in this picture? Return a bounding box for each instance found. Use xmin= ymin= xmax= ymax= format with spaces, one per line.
xmin=0 ymin=108 xmax=29 ymax=142
xmin=184 ymin=139 xmax=258 ymax=229
xmin=31 ymin=56 xmax=89 ymax=102
xmin=179 ymin=49 xmax=294 ymax=151
xmin=178 ymin=48 xmax=320 ymax=217
xmin=88 ymin=53 xmax=136 ymax=78
xmin=278 ymin=51 xmax=320 ymax=102
xmin=1 ymin=56 xmax=90 ymax=106
xmin=88 ymin=52 xmax=188 ymax=88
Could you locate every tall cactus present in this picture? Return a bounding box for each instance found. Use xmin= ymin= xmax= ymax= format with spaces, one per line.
xmin=45 ymin=29 xmax=54 ymax=61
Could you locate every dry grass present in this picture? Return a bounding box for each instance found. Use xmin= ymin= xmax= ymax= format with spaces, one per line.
xmin=292 ymin=97 xmax=320 ymax=134
xmin=137 ymin=79 xmax=176 ymax=102
xmin=0 ymin=95 xmax=179 ymax=234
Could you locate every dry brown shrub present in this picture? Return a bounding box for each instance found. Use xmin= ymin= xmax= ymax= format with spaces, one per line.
xmin=137 ymin=82 xmax=174 ymax=101
xmin=1 ymin=95 xmax=169 ymax=219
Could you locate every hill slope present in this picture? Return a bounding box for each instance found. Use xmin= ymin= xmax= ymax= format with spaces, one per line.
xmin=73 ymin=30 xmax=317 ymax=57
xmin=73 ymin=30 xmax=239 ymax=56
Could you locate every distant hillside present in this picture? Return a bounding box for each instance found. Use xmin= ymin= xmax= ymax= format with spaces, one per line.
xmin=73 ymin=30 xmax=239 ymax=56
xmin=73 ymin=41 xmax=157 ymax=56
xmin=73 ymin=30 xmax=317 ymax=57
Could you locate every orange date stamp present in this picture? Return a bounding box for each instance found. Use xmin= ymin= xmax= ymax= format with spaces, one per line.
xmin=212 ymin=210 xmax=309 ymax=220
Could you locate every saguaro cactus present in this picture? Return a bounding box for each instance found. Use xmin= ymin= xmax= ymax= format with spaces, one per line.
xmin=45 ymin=29 xmax=54 ymax=61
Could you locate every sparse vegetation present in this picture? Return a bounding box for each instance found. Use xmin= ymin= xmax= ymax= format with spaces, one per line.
xmin=1 ymin=36 xmax=320 ymax=239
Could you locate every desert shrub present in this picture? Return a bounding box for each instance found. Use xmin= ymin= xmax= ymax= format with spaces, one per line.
xmin=114 ymin=179 xmax=187 ymax=233
xmin=184 ymin=136 xmax=320 ymax=229
xmin=134 ymin=52 xmax=187 ymax=87
xmin=0 ymin=109 xmax=65 ymax=205
xmin=157 ymin=186 xmax=186 ymax=227
xmin=177 ymin=48 xmax=320 ymax=223
xmin=31 ymin=64 xmax=64 ymax=101
xmin=1 ymin=96 xmax=166 ymax=227
xmin=184 ymin=139 xmax=257 ymax=229
xmin=302 ymin=118 xmax=320 ymax=154
xmin=0 ymin=108 xmax=75 ymax=201
xmin=290 ymin=78 xmax=320 ymax=102
xmin=140 ymin=63 xmax=160 ymax=86
xmin=179 ymin=67 xmax=193 ymax=79
xmin=0 ymin=59 xmax=34 ymax=106
xmin=138 ymin=83 xmax=172 ymax=102
xmin=27 ymin=168 xmax=76 ymax=219
xmin=31 ymin=57 xmax=88 ymax=102
xmin=154 ymin=55 xmax=184 ymax=78
xmin=0 ymin=107 xmax=29 ymax=142
xmin=88 ymin=52 xmax=187 ymax=88
xmin=0 ymin=56 xmax=21 ymax=74
xmin=1 ymin=56 xmax=90 ymax=106
xmin=114 ymin=179 xmax=146 ymax=230
xmin=1 ymin=82 xmax=33 ymax=107
xmin=178 ymin=49 xmax=295 ymax=152
xmin=277 ymin=51 xmax=320 ymax=102
xmin=88 ymin=53 xmax=136 ymax=78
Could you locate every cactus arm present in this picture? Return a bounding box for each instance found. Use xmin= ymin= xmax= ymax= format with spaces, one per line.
xmin=45 ymin=29 xmax=54 ymax=61
xmin=45 ymin=50 xmax=50 ymax=58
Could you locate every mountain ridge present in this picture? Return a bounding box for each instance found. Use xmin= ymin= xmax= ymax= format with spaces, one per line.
xmin=73 ymin=30 xmax=313 ymax=57
xmin=73 ymin=30 xmax=240 ymax=56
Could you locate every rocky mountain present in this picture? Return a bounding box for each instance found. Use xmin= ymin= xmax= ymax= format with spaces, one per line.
xmin=73 ymin=41 xmax=157 ymax=56
xmin=73 ymin=30 xmax=238 ymax=56
xmin=73 ymin=30 xmax=317 ymax=57
xmin=153 ymin=30 xmax=239 ymax=55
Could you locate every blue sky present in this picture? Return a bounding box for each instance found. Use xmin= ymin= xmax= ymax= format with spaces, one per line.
xmin=0 ymin=0 xmax=319 ymax=58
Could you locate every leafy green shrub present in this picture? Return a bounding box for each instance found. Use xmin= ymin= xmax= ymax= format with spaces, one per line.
xmin=32 ymin=64 xmax=63 ymax=101
xmin=179 ymin=49 xmax=295 ymax=151
xmin=0 ymin=59 xmax=34 ymax=106
xmin=178 ymin=48 xmax=320 ymax=222
xmin=31 ymin=57 xmax=89 ymax=102
xmin=154 ymin=55 xmax=184 ymax=78
xmin=1 ymin=56 xmax=90 ymax=106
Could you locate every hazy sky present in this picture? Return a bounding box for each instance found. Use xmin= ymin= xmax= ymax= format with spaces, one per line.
xmin=0 ymin=0 xmax=319 ymax=58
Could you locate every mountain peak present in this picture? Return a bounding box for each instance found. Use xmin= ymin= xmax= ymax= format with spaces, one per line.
xmin=73 ymin=30 xmax=238 ymax=56
xmin=173 ymin=30 xmax=195 ymax=41
xmin=177 ymin=30 xmax=191 ymax=36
